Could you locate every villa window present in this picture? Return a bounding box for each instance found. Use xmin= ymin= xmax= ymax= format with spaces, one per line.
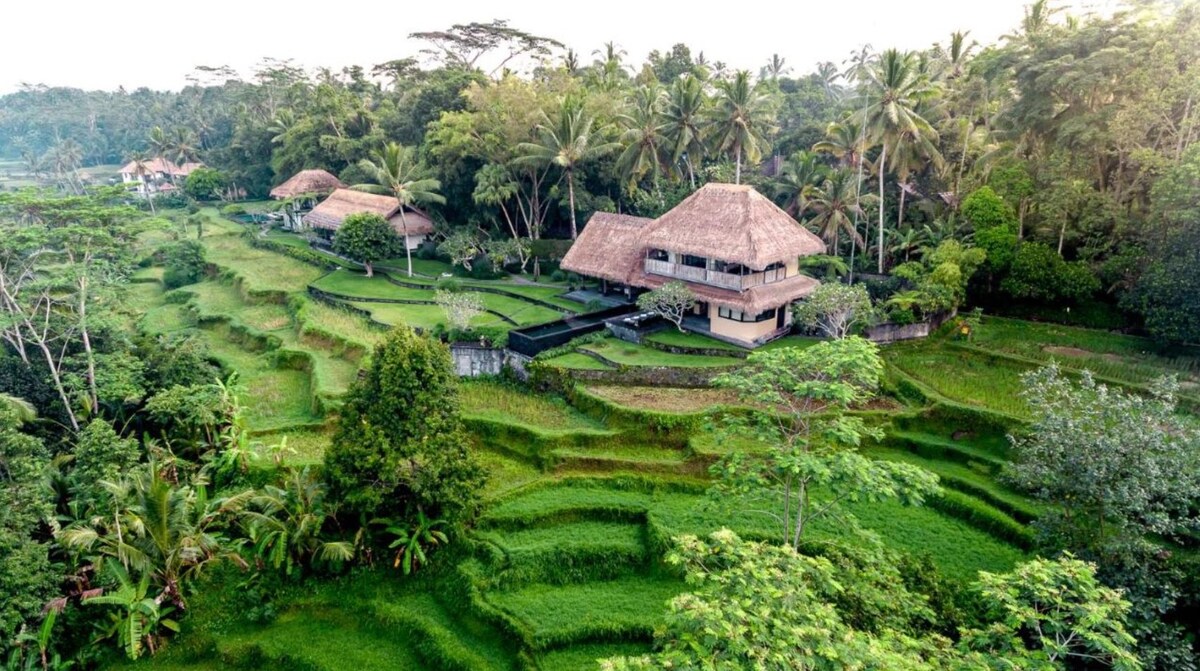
xmin=681 ymin=254 xmax=707 ymax=269
xmin=718 ymin=306 xmax=776 ymax=323
xmin=647 ymin=249 xmax=669 ymax=261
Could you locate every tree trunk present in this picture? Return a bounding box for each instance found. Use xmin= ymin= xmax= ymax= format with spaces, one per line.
xmin=685 ymin=155 xmax=696 ymax=188
xmin=398 ymin=208 xmax=414 ymax=277
xmin=1057 ymin=219 xmax=1067 ymax=257
xmin=567 ymin=169 xmax=579 ymax=240
xmin=78 ymin=276 xmax=99 ymax=415
xmin=365 ymin=261 xmax=374 ymax=278
xmin=734 ymin=145 xmax=743 ymax=185
xmin=896 ymin=184 xmax=907 ymax=237
xmin=877 ymin=143 xmax=888 ymax=273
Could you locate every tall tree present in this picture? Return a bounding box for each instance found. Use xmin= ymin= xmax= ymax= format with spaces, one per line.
xmin=861 ymin=49 xmax=940 ymax=272
xmin=662 ymin=75 xmax=708 ymax=187
xmin=516 ymin=97 xmax=618 ymax=240
xmin=707 ymin=70 xmax=774 ymax=184
xmin=353 ymin=142 xmax=445 ymax=277
xmin=615 ymin=84 xmax=668 ymax=192
xmin=807 ymin=168 xmax=870 ymax=252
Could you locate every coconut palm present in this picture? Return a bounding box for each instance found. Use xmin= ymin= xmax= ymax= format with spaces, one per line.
xmin=707 ymin=70 xmax=774 ymax=184
xmin=888 ymin=225 xmax=931 ymax=263
xmin=816 ymin=61 xmax=842 ymax=100
xmin=886 ymin=127 xmax=943 ymax=232
xmin=353 ymin=142 xmax=446 ymax=277
xmin=771 ymin=151 xmax=827 ymax=219
xmin=807 ymin=169 xmax=869 ymax=254
xmin=615 ymin=85 xmax=669 ymax=192
xmin=813 ymin=118 xmax=872 ymax=170
xmin=147 ymin=127 xmax=173 ymax=182
xmin=169 ymin=127 xmax=200 ymax=167
xmin=59 ymin=463 xmax=253 ymax=610
xmin=861 ymin=49 xmax=940 ymax=272
xmin=662 ymin=75 xmax=708 ymax=187
xmin=516 ymin=97 xmax=619 ymax=240
xmin=760 ymin=53 xmax=791 ymax=82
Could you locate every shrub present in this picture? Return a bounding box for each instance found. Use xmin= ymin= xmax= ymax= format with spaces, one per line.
xmin=549 ymin=270 xmax=567 ymax=283
xmin=161 ymin=240 xmax=207 ymax=289
xmin=332 ymin=212 xmax=400 ymax=277
xmin=324 ymin=327 xmax=486 ymax=525
xmin=220 ymin=203 xmax=247 ymax=216
xmin=183 ymin=167 xmax=226 ymax=201
xmin=435 ymin=277 xmax=463 ymax=292
xmin=1002 ymin=242 xmax=1099 ymax=303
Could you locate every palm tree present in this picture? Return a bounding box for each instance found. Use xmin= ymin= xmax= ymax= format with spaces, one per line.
xmin=353 ymin=142 xmax=446 ymax=277
xmin=807 ymin=169 xmax=869 ymax=254
xmin=169 ymin=127 xmax=200 ymax=167
xmin=771 ymin=151 xmax=827 ymax=219
xmin=888 ymin=225 xmax=931 ymax=263
xmin=816 ymin=61 xmax=842 ymax=100
xmin=516 ymin=97 xmax=619 ymax=240
xmin=147 ymin=126 xmax=173 ymax=182
xmin=615 ymin=85 xmax=668 ymax=192
xmin=60 ymin=463 xmax=252 ymax=610
xmin=760 ymin=54 xmax=790 ymax=82
xmin=861 ymin=49 xmax=940 ymax=272
xmin=886 ymin=128 xmax=943 ymax=232
xmin=813 ymin=118 xmax=872 ymax=170
xmin=473 ymin=163 xmax=527 ymax=268
xmin=0 ymin=393 xmax=37 ymax=424
xmin=707 ymin=71 xmax=774 ymax=184
xmin=662 ymin=75 xmax=708 ymax=187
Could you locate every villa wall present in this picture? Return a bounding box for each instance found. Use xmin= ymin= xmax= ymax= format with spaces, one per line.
xmin=709 ymin=307 xmax=787 ymax=344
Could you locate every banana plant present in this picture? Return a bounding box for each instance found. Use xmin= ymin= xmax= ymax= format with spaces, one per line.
xmin=380 ymin=509 xmax=449 ymax=575
xmin=83 ymin=564 xmax=178 ymax=660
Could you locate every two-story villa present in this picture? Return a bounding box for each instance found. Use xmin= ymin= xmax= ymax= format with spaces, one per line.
xmin=560 ymin=183 xmax=826 ymax=347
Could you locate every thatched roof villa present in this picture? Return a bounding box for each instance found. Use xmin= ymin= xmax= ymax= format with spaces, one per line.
xmin=560 ymin=183 xmax=825 ymax=347
xmin=270 ymin=169 xmax=345 ymax=200
xmin=270 ymin=169 xmax=346 ymax=230
xmin=304 ymin=188 xmax=435 ymax=250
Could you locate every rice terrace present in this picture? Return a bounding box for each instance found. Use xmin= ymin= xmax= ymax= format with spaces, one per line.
xmin=2 ymin=1 xmax=1200 ymax=669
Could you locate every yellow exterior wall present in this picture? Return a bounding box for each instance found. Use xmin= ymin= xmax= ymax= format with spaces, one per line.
xmin=785 ymin=258 xmax=799 ymax=276
xmin=709 ymin=308 xmax=783 ymax=344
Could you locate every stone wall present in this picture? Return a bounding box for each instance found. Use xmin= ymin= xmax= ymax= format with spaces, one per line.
xmin=450 ymin=344 xmax=506 ymax=377
xmin=864 ymin=310 xmax=956 ymax=344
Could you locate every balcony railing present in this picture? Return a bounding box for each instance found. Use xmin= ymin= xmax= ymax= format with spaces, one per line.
xmin=644 ymin=258 xmax=788 ymax=291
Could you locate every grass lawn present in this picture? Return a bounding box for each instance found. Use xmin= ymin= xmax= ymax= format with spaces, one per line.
xmin=296 ymin=297 xmax=385 ymax=352
xmin=886 ymin=342 xmax=1032 ymax=418
xmin=198 ymin=325 xmax=318 ymax=431
xmin=645 ymin=329 xmax=747 ymax=352
xmin=201 ymin=228 xmax=324 ymax=296
xmin=583 ymin=385 xmax=744 ymax=413
xmin=758 ymin=335 xmax=826 ymax=351
xmin=971 ymin=316 xmax=1200 ymax=390
xmin=460 ymin=380 xmax=603 ymax=431
xmin=581 ymin=338 xmax=743 ymax=368
xmin=540 ymin=352 xmax=615 ymax=370
xmin=349 ymin=301 xmax=509 ymax=331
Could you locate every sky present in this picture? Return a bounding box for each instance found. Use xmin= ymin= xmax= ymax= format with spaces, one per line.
xmin=1 ymin=0 xmax=1112 ymax=92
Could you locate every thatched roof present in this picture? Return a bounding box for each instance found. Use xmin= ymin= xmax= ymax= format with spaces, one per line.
xmin=270 ymin=169 xmax=345 ymax=199
xmin=644 ymin=183 xmax=825 ymax=270
xmin=560 ymin=212 xmax=654 ymax=284
xmin=119 ymin=158 xmax=201 ymax=176
xmin=635 ymin=269 xmax=821 ymax=313
xmin=304 ymin=188 xmax=435 ymax=236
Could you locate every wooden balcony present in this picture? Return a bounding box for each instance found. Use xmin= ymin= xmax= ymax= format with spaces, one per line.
xmin=644 ymin=258 xmax=789 ymax=291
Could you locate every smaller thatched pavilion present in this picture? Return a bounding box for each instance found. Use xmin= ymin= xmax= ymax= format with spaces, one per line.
xmin=304 ymin=188 xmax=435 ymax=250
xmin=561 ymin=182 xmax=825 ymax=347
xmin=270 ymin=169 xmax=345 ymax=230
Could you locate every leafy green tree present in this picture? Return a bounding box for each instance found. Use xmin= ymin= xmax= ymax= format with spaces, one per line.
xmin=516 ymin=97 xmax=619 ymax=240
xmin=161 ymin=240 xmax=206 ymax=289
xmin=0 ymin=407 xmax=56 ymax=647
xmin=710 ymin=338 xmax=940 ymax=549
xmin=332 ymin=212 xmax=399 ymax=278
xmin=602 ymin=529 xmax=950 ymax=671
xmin=353 ymin=142 xmax=446 ymax=277
xmin=182 ymin=168 xmax=225 ymax=201
xmin=961 ymin=186 xmax=1016 ymax=232
xmin=636 ymin=281 xmax=695 ymax=332
xmin=324 ymin=327 xmax=485 ymax=527
xmin=793 ymin=282 xmax=875 ymax=338
xmin=963 ymin=554 xmax=1141 ymax=671
xmin=1001 ymin=242 xmax=1099 ymax=303
xmin=707 ymin=71 xmax=774 ymax=184
xmin=1007 ymin=366 xmax=1200 ymax=551
xmin=70 ymin=420 xmax=141 ymax=509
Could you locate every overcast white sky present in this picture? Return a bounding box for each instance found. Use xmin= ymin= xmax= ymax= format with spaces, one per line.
xmin=2 ymin=0 xmax=1112 ymax=92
